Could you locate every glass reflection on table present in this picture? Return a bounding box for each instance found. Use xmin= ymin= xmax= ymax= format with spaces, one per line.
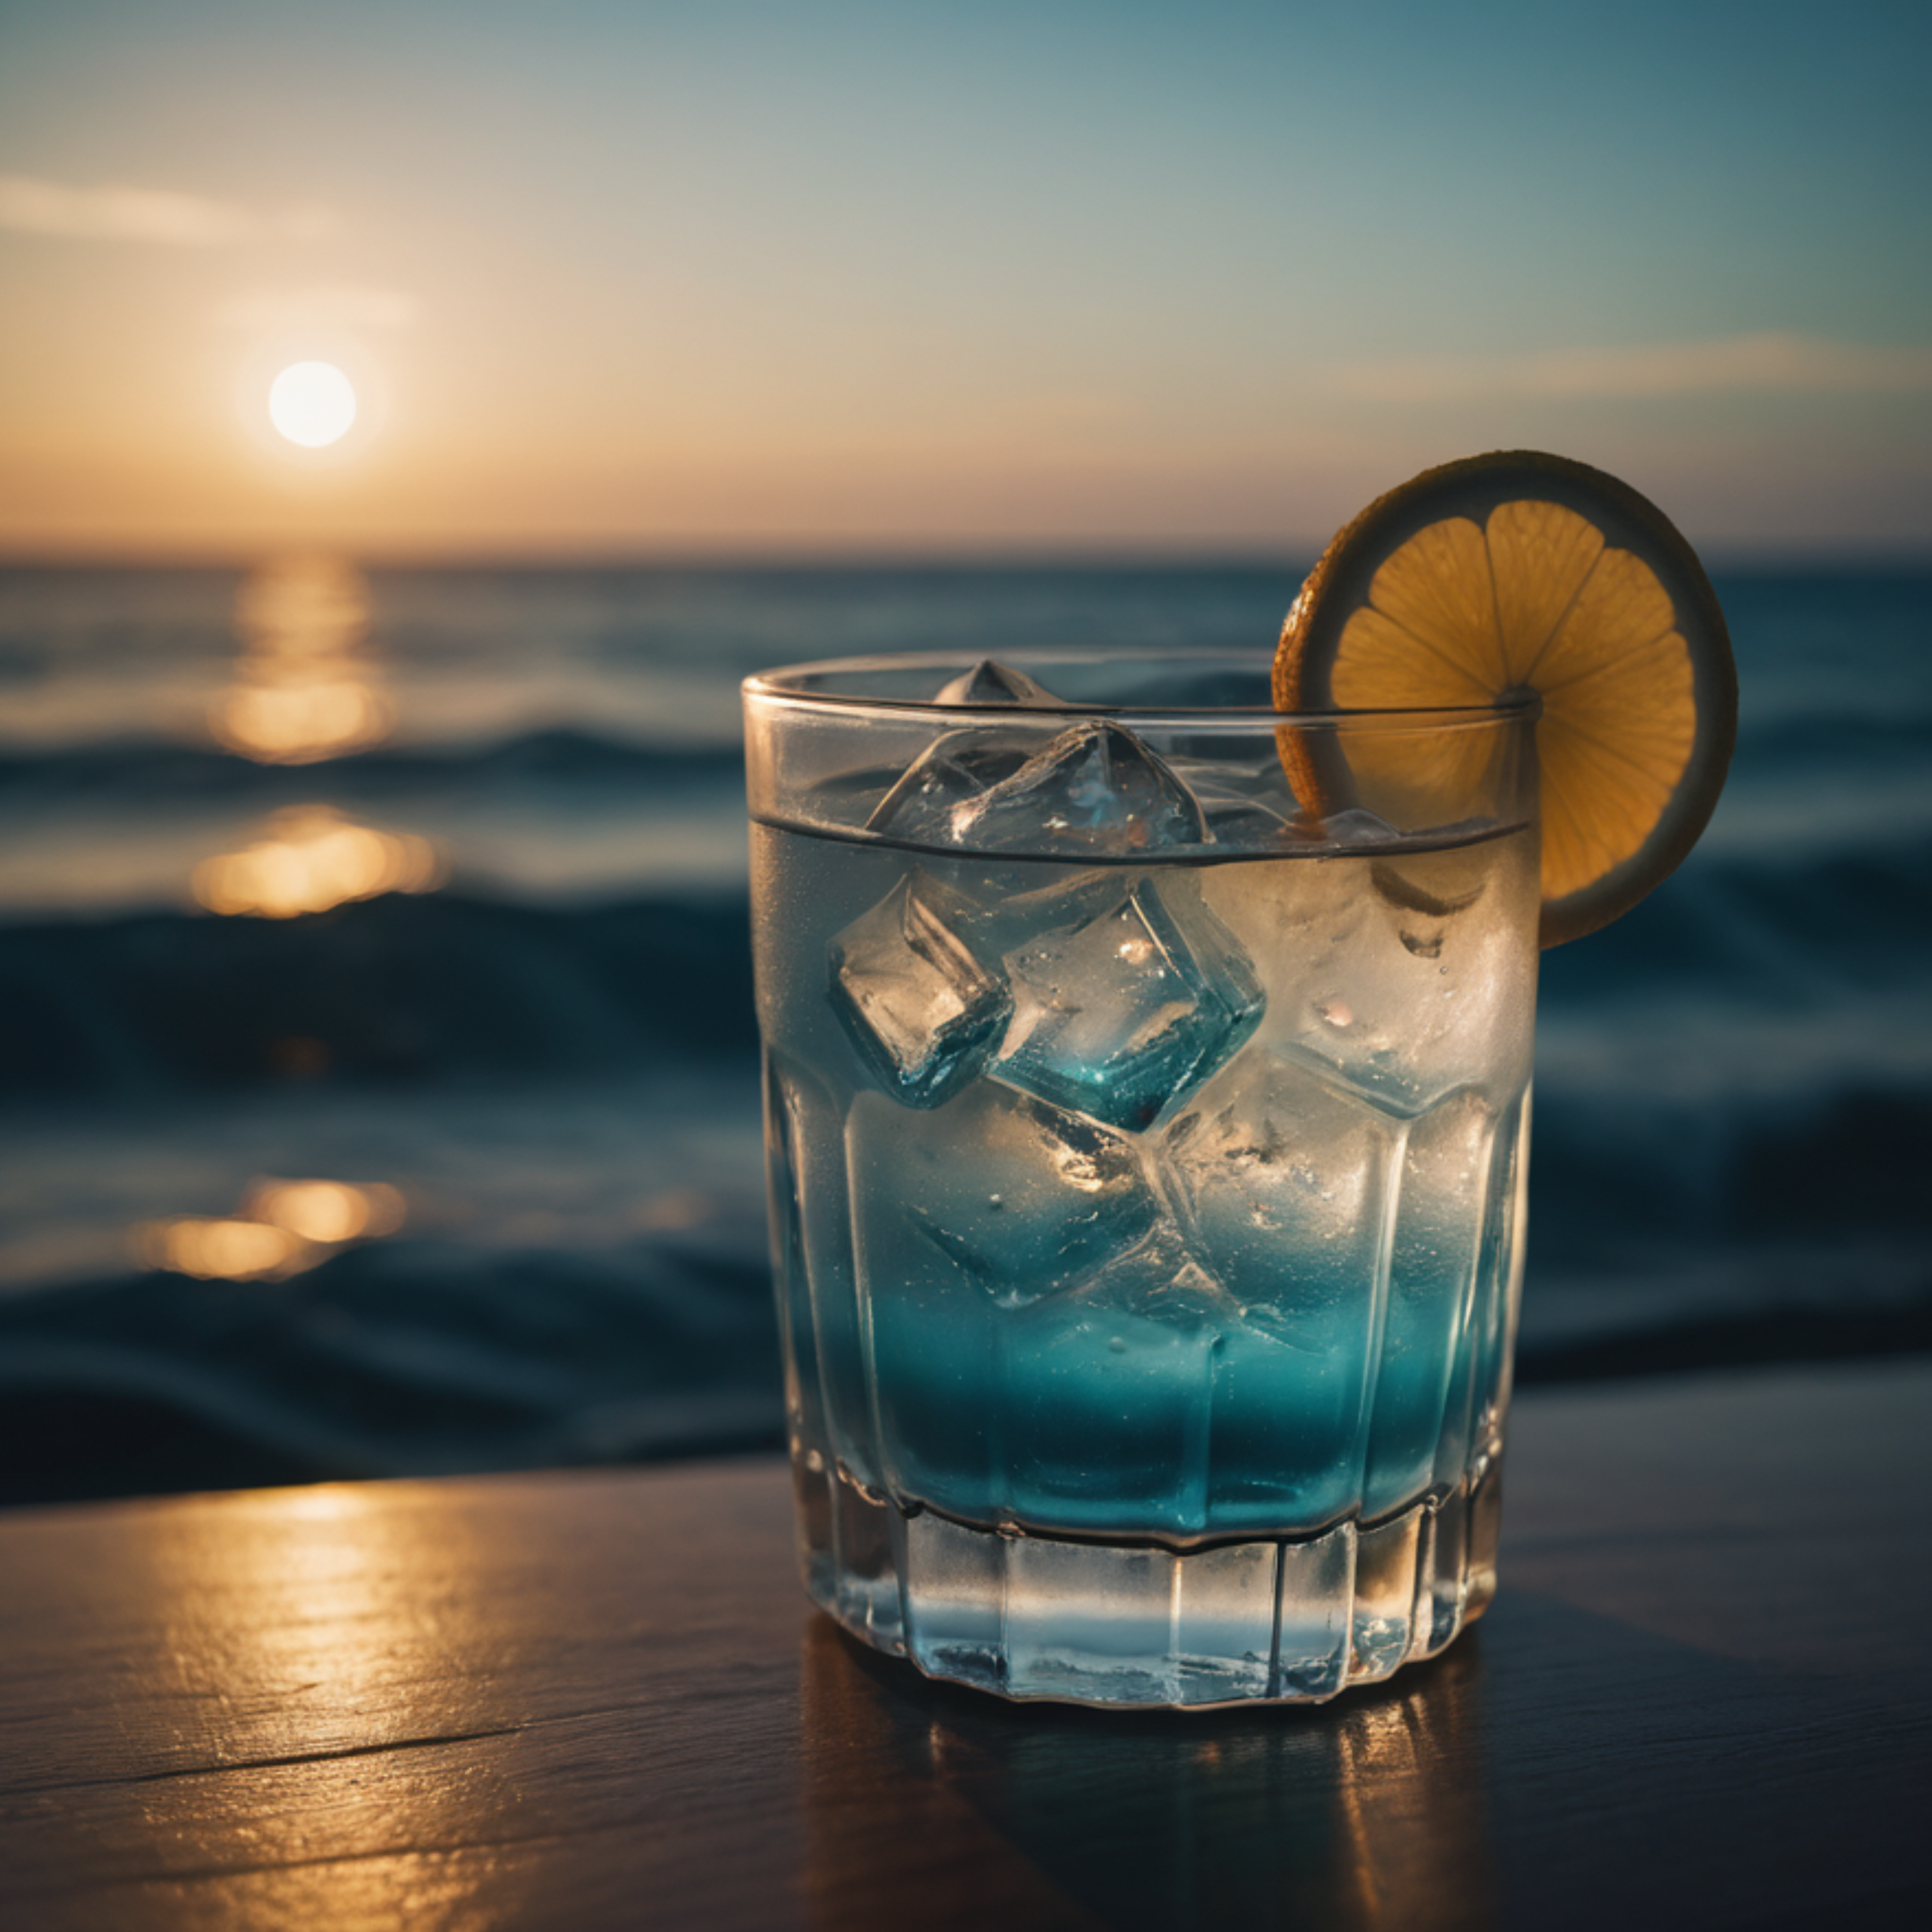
xmin=801 ymin=1613 xmax=1496 ymax=1930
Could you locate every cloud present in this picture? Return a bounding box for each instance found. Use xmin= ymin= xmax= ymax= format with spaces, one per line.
xmin=1335 ymin=332 xmax=1932 ymax=402
xmin=216 ymin=285 xmax=421 ymax=330
xmin=0 ymin=175 xmax=336 ymax=246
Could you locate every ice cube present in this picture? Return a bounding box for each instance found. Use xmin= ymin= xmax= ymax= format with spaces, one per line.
xmin=1168 ymin=755 xmax=1299 ymax=851
xmin=830 ymin=873 xmax=1013 ymax=1108
xmin=1156 ymin=1050 xmax=1410 ymax=1533
xmin=999 ymin=1222 xmax=1236 ymax=1532
xmin=866 ymin=726 xmax=1047 ymax=845
xmin=931 ymin=659 xmax=1060 ymax=707
xmin=849 ymin=1080 xmax=1164 ymax=1513
xmin=1054 ymin=1218 xmax=1236 ymax=1325
xmin=1159 ymin=1051 xmax=1401 ymax=1341
xmin=947 ymin=863 xmax=1129 ymax=964
xmin=846 ymin=1081 xmax=1160 ymax=1311
xmin=952 ymin=722 xmax=1209 ymax=856
xmin=1196 ymin=831 xmax=1538 ymax=1116
xmin=1199 ymin=793 xmax=1293 ymax=848
xmin=996 ymin=878 xmax=1265 ymax=1132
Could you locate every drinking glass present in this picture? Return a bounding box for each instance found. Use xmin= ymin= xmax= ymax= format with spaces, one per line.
xmin=743 ymin=650 xmax=1539 ymax=1706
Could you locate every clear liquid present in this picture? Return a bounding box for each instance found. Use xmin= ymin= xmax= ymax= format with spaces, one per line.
xmin=752 ymin=820 xmax=1537 ymax=1548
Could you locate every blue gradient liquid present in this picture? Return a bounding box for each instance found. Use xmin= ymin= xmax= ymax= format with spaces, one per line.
xmin=753 ymin=821 xmax=1537 ymax=1549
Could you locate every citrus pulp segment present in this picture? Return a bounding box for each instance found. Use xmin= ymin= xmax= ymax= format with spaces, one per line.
xmin=1274 ymin=450 xmax=1736 ymax=947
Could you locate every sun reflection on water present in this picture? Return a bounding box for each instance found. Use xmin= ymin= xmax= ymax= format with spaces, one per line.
xmin=138 ymin=1216 xmax=303 ymax=1281
xmin=248 ymin=1177 xmax=405 ymax=1244
xmin=134 ymin=1178 xmax=407 ymax=1281
xmin=211 ymin=555 xmax=393 ymax=764
xmin=193 ymin=805 xmax=444 ymax=918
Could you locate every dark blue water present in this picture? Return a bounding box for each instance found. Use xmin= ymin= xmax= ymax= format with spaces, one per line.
xmin=2 ymin=561 xmax=1928 ymax=1503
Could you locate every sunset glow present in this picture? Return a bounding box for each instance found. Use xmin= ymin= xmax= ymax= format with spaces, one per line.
xmin=0 ymin=4 xmax=1926 ymax=555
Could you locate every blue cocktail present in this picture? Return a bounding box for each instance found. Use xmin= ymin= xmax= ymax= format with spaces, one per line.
xmin=745 ymin=651 xmax=1538 ymax=1705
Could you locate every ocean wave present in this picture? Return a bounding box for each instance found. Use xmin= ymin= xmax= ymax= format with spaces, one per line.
xmin=0 ymin=728 xmax=746 ymax=804
xmin=1729 ymin=709 xmax=1932 ymax=766
xmin=1539 ymin=835 xmax=1932 ymax=1006
xmin=0 ymin=1229 xmax=782 ymax=1506
xmin=1530 ymin=1079 xmax=1932 ymax=1252
xmin=0 ymin=891 xmax=758 ymax=1096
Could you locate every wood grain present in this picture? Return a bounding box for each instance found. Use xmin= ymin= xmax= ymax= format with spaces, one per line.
xmin=2 ymin=1361 xmax=1930 ymax=1931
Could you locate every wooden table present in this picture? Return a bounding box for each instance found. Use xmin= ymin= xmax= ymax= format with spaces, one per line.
xmin=3 ymin=1360 xmax=1930 ymax=1931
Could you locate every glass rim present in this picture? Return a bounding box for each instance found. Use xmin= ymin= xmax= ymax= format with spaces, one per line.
xmin=743 ymin=647 xmax=1541 ymax=731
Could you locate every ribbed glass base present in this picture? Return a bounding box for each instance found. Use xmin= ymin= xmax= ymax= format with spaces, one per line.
xmin=794 ymin=1453 xmax=1503 ymax=1707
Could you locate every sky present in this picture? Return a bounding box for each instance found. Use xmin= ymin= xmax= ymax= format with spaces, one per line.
xmin=1 ymin=0 xmax=1928 ymax=558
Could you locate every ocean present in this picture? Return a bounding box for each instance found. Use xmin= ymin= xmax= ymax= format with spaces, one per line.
xmin=2 ymin=560 xmax=1928 ymax=1504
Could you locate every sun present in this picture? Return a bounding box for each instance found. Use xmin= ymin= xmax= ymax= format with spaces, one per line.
xmin=268 ymin=361 xmax=357 ymax=448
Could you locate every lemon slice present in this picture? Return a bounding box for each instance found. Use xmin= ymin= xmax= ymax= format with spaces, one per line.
xmin=1275 ymin=450 xmax=1736 ymax=947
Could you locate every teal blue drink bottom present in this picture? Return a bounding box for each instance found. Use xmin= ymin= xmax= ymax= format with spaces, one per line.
xmin=745 ymin=653 xmax=1539 ymax=1706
